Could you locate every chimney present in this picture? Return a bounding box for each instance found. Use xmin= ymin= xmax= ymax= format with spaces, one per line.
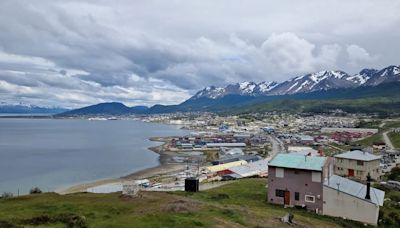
xmin=365 ymin=173 xmax=371 ymax=200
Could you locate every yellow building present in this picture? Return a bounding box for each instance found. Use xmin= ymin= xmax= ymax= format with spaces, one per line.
xmin=206 ymin=160 xmax=248 ymax=173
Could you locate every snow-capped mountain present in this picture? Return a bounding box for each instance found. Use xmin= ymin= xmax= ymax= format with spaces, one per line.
xmin=191 ymin=81 xmax=278 ymax=100
xmin=346 ymin=68 xmax=378 ymax=85
xmin=190 ymin=65 xmax=400 ymax=100
xmin=365 ymin=65 xmax=400 ymax=86
xmin=268 ymin=70 xmax=358 ymax=95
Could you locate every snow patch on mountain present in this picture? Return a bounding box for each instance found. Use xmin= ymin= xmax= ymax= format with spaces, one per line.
xmin=190 ymin=65 xmax=400 ymax=100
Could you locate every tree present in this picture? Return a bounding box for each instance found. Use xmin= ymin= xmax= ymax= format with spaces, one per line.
xmin=30 ymin=187 xmax=42 ymax=194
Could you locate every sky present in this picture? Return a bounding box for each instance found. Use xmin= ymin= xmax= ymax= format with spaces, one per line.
xmin=0 ymin=0 xmax=399 ymax=108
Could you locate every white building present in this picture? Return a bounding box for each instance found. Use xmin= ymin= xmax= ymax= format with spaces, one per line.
xmin=323 ymin=175 xmax=385 ymax=226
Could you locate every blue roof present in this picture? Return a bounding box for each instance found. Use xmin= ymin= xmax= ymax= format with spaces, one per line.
xmin=324 ymin=175 xmax=384 ymax=206
xmin=268 ymin=153 xmax=327 ymax=171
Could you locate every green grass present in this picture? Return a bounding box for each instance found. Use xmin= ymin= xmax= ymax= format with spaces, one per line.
xmin=0 ymin=178 xmax=371 ymax=228
xmin=356 ymin=132 xmax=384 ymax=146
xmin=388 ymin=132 xmax=400 ymax=148
xmin=356 ymin=120 xmax=400 ymax=147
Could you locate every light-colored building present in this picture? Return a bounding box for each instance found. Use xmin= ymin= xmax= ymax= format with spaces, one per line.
xmin=321 ymin=127 xmax=378 ymax=134
xmin=323 ymin=175 xmax=384 ymax=226
xmin=206 ymin=143 xmax=246 ymax=148
xmin=334 ymin=150 xmax=381 ymax=181
xmin=206 ymin=160 xmax=248 ymax=173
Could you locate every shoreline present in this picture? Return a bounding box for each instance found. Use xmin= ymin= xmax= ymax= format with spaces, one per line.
xmin=58 ymin=136 xmax=186 ymax=195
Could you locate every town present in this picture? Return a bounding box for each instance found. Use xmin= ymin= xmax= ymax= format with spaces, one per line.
xmin=77 ymin=112 xmax=400 ymax=226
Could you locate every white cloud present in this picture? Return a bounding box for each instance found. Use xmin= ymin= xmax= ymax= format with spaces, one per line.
xmin=346 ymin=44 xmax=378 ymax=67
xmin=0 ymin=0 xmax=398 ymax=108
xmin=260 ymin=33 xmax=343 ymax=75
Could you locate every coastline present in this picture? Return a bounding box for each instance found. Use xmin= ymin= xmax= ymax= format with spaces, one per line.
xmin=58 ymin=136 xmax=185 ymax=195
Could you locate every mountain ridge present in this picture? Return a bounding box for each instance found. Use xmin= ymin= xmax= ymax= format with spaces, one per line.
xmin=57 ymin=64 xmax=400 ymax=116
xmin=191 ymin=65 xmax=400 ymax=100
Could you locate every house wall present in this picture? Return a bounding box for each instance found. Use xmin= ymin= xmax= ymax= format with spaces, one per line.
xmin=267 ymin=166 xmax=323 ymax=212
xmin=334 ymin=158 xmax=380 ymax=180
xmin=323 ymin=186 xmax=379 ymax=225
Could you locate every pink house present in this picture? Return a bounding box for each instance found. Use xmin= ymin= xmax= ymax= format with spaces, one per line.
xmin=267 ymin=153 xmax=333 ymax=213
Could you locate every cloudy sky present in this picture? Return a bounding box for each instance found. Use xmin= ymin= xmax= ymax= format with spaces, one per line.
xmin=0 ymin=0 xmax=399 ymax=108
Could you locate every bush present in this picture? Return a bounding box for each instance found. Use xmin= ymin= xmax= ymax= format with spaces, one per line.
xmin=388 ymin=167 xmax=400 ymax=181
xmin=29 ymin=187 xmax=42 ymax=194
xmin=1 ymin=192 xmax=13 ymax=199
xmin=210 ymin=193 xmax=230 ymax=201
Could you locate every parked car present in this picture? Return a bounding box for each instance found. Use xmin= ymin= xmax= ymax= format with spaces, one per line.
xmin=383 ymin=180 xmax=400 ymax=190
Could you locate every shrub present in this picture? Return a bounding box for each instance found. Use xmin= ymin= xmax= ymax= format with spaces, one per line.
xmin=388 ymin=167 xmax=400 ymax=181
xmin=1 ymin=192 xmax=13 ymax=199
xmin=29 ymin=187 xmax=42 ymax=194
xmin=210 ymin=193 xmax=230 ymax=200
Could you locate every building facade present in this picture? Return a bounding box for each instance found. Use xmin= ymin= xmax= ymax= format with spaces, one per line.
xmin=267 ymin=154 xmax=333 ymax=213
xmin=334 ymin=150 xmax=381 ymax=181
xmin=323 ymin=175 xmax=384 ymax=225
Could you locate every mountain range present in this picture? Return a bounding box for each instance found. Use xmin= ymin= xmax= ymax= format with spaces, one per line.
xmin=58 ymin=102 xmax=149 ymax=116
xmin=191 ymin=65 xmax=400 ymax=99
xmin=0 ymin=104 xmax=68 ymax=114
xmin=57 ymin=64 xmax=400 ymax=116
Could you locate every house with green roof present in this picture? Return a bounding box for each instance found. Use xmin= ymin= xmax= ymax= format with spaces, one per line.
xmin=267 ymin=153 xmax=333 ymax=213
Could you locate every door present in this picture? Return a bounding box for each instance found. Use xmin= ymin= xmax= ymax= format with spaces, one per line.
xmin=348 ymin=169 xmax=354 ymax=177
xmin=284 ymin=191 xmax=290 ymax=205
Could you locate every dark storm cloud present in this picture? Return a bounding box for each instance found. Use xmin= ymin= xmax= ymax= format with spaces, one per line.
xmin=0 ymin=0 xmax=399 ymax=107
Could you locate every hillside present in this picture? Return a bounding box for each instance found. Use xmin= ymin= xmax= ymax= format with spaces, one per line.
xmin=58 ymin=102 xmax=148 ymax=116
xmin=191 ymin=65 xmax=400 ymax=100
xmin=0 ymin=104 xmax=67 ymax=114
xmin=58 ymin=82 xmax=400 ymax=116
xmin=147 ymin=82 xmax=400 ymax=115
xmin=0 ymin=179 xmax=366 ymax=228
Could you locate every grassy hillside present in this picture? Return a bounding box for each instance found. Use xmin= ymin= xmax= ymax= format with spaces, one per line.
xmin=231 ymin=97 xmax=400 ymax=116
xmin=147 ymin=82 xmax=400 ymax=115
xmin=0 ymin=179 xmax=367 ymax=228
xmin=388 ymin=131 xmax=400 ymax=148
xmin=356 ymin=121 xmax=400 ymax=147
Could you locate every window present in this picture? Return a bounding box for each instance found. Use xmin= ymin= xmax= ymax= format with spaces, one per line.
xmin=312 ymin=172 xmax=321 ymax=183
xmin=295 ymin=192 xmax=300 ymax=201
xmin=305 ymin=195 xmax=315 ymax=203
xmin=275 ymin=189 xmax=285 ymax=197
xmin=357 ymin=161 xmax=364 ymax=166
xmin=276 ymin=168 xmax=284 ymax=178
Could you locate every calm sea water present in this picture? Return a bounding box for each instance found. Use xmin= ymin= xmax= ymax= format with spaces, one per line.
xmin=0 ymin=119 xmax=188 ymax=194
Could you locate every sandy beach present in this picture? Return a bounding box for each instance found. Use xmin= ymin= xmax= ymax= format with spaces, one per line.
xmin=58 ymin=136 xmax=187 ymax=194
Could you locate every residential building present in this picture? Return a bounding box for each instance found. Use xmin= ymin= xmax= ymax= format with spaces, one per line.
xmin=206 ymin=160 xmax=248 ymax=173
xmin=267 ymin=153 xmax=333 ymax=212
xmin=323 ymin=175 xmax=384 ymax=226
xmin=206 ymin=143 xmax=246 ymax=148
xmin=334 ymin=150 xmax=381 ymax=181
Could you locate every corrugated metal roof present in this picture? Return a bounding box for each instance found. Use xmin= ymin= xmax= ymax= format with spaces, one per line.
xmin=334 ymin=150 xmax=380 ymax=161
xmin=268 ymin=153 xmax=326 ymax=171
xmin=324 ymin=175 xmax=384 ymax=206
xmin=228 ymin=159 xmax=268 ymax=177
xmin=206 ymin=143 xmax=246 ymax=147
xmin=206 ymin=160 xmax=248 ymax=172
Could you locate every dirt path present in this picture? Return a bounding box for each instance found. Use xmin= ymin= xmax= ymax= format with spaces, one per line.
xmin=383 ymin=131 xmax=395 ymax=150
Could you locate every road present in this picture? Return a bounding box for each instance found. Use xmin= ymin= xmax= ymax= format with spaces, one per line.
xmin=383 ymin=131 xmax=395 ymax=150
xmin=268 ymin=135 xmax=284 ymax=160
xmin=324 ymin=143 xmax=346 ymax=152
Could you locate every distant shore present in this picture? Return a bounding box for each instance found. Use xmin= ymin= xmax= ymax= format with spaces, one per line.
xmin=58 ymin=136 xmax=186 ymax=194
